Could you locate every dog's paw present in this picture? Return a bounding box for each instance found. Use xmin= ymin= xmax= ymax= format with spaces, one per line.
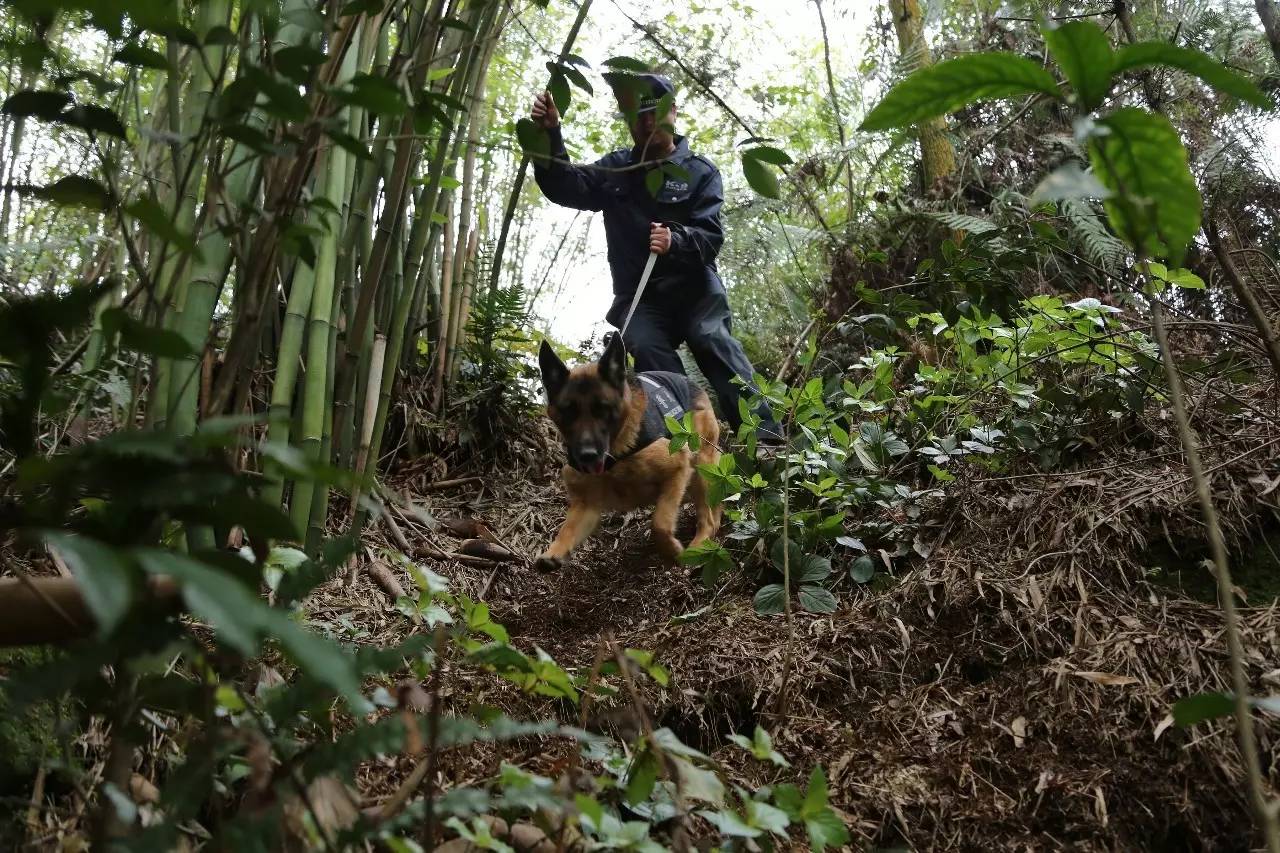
xmin=534 ymin=554 xmax=563 ymax=574
xmin=653 ymin=534 xmax=683 ymax=567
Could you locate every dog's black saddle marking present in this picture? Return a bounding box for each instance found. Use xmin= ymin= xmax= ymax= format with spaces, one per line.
xmin=605 ymin=371 xmax=696 ymax=469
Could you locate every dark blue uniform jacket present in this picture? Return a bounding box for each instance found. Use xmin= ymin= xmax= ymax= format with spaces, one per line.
xmin=532 ymin=127 xmax=725 ymax=320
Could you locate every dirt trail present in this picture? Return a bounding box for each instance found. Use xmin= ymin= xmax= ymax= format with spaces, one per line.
xmin=344 ymin=444 xmax=1277 ymax=851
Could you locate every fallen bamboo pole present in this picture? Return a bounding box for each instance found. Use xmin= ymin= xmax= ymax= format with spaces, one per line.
xmin=0 ymin=576 xmax=181 ymax=647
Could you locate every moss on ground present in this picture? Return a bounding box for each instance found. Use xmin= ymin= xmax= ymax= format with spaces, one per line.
xmin=1146 ymin=525 xmax=1280 ymax=605
xmin=0 ymin=647 xmax=66 ymax=792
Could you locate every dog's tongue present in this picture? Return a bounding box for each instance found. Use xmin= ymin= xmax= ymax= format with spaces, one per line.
xmin=592 ymin=459 xmax=606 ymax=475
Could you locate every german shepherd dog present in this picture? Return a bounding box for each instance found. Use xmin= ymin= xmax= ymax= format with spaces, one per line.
xmin=535 ymin=335 xmax=722 ymax=572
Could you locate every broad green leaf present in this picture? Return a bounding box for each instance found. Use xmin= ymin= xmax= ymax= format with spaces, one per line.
xmin=625 ymin=750 xmax=659 ymax=805
xmin=742 ymin=153 xmax=781 ymax=199
xmin=859 ymin=53 xmax=1060 ymax=132
xmin=651 ymin=727 xmax=710 ymax=760
xmin=1042 ymin=20 xmax=1114 ymax=112
xmin=575 ymin=793 xmax=604 ymax=828
xmin=1088 ymin=107 xmax=1200 ymax=264
xmin=133 ymin=549 xmax=365 ymax=706
xmin=674 ymin=757 xmax=724 ymax=805
xmin=134 ymin=548 xmax=260 ymax=655
xmin=798 ymin=585 xmax=838 ymax=614
xmin=269 ymin=616 xmax=365 ymax=708
xmin=805 ymin=807 xmax=851 ymax=852
xmin=515 ymin=117 xmax=550 ymax=162
xmin=1148 ymin=263 xmax=1205 ymax=290
xmin=560 ymin=63 xmax=594 ymax=95
xmin=772 ymin=783 xmax=804 ymax=820
xmin=770 ymin=536 xmax=803 ymax=574
xmin=698 ymin=808 xmax=761 ymax=838
xmin=753 ymin=583 xmax=787 ymax=615
xmin=746 ymin=800 xmax=792 ymax=834
xmin=1113 ymin=42 xmax=1271 ymax=109
xmin=743 ymin=145 xmax=792 ymax=166
xmin=1173 ymin=692 xmax=1235 ymax=726
xmin=603 ymin=56 xmax=651 ymax=73
xmin=645 ymin=167 xmax=663 ymax=197
xmin=802 ymin=765 xmax=830 ymax=817
xmin=850 ymin=554 xmax=876 ymax=583
xmin=548 ymin=69 xmax=571 ymax=115
xmin=44 ymin=532 xmax=134 ymax=636
xmin=796 ymin=555 xmax=832 ymax=584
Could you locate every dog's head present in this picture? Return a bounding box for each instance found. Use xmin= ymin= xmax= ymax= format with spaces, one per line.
xmin=538 ymin=334 xmax=628 ymax=474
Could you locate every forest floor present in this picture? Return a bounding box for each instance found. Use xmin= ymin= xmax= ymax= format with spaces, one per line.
xmin=328 ymin=403 xmax=1280 ymax=852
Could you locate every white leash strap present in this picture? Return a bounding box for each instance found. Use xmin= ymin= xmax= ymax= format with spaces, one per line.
xmin=618 ymin=251 xmax=658 ymax=338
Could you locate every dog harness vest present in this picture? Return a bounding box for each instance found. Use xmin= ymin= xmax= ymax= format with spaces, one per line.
xmin=604 ymin=371 xmax=695 ymax=469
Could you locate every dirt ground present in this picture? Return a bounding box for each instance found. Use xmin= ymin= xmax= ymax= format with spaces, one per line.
xmin=333 ymin=425 xmax=1280 ymax=852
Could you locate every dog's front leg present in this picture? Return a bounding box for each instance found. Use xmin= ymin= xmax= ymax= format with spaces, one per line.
xmin=651 ymin=467 xmax=693 ymax=565
xmin=535 ymin=501 xmax=601 ymax=573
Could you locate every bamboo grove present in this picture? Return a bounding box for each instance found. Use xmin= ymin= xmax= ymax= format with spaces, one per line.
xmin=0 ymin=0 xmax=578 ymax=550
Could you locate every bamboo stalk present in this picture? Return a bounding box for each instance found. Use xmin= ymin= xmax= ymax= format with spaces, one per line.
xmin=348 ymin=334 xmax=388 ymax=531
xmin=288 ymin=24 xmax=360 ymax=540
xmin=1148 ymin=293 xmax=1280 ymax=853
xmin=152 ymin=0 xmax=234 ymax=436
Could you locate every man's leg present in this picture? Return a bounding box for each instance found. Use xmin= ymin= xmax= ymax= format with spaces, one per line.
xmin=682 ymin=289 xmax=784 ymax=440
xmin=618 ymin=302 xmax=684 ymax=373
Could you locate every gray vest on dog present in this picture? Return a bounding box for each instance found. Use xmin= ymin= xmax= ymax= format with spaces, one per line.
xmin=605 ymin=371 xmax=696 ymax=468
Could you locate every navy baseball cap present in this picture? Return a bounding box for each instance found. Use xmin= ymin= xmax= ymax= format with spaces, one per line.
xmin=604 ymin=72 xmax=675 ymax=114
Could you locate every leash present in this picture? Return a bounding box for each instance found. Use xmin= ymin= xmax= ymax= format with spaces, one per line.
xmin=617 ymin=251 xmax=658 ymax=338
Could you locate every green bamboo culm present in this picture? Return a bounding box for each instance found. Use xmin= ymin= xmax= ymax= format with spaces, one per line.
xmin=288 ymin=22 xmax=360 ymax=543
xmin=151 ymin=0 xmax=232 ymax=435
xmin=262 ymin=0 xmax=345 ymax=512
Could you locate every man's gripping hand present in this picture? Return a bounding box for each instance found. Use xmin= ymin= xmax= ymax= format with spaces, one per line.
xmin=649 ymin=222 xmax=672 ymax=255
xmin=531 ymin=91 xmax=560 ymax=130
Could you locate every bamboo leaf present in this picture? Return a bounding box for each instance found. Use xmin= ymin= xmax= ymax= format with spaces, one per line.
xmin=333 ymin=73 xmax=406 ymax=116
xmin=2 ymin=89 xmax=71 ymax=119
xmin=61 ymin=104 xmax=127 ymax=138
xmin=101 ymin=308 xmax=198 ymax=358
xmin=18 ymin=175 xmax=113 ymax=210
xmin=125 ymin=197 xmax=198 ymax=254
xmin=860 ymin=53 xmax=1061 ymax=131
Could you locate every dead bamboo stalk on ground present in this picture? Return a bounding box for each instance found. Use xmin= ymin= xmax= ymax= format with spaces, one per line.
xmin=0 ymin=575 xmax=180 ymax=647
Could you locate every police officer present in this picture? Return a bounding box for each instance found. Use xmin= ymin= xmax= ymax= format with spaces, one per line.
xmin=529 ymin=73 xmax=782 ymax=442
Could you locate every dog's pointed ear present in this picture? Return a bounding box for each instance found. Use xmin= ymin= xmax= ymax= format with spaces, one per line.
xmin=599 ymin=333 xmax=627 ymax=390
xmin=539 ymin=339 xmax=569 ymax=401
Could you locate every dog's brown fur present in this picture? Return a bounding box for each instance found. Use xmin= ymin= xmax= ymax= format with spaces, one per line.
xmin=535 ymin=337 xmax=721 ymax=572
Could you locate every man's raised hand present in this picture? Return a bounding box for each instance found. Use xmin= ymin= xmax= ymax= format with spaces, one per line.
xmin=531 ymin=91 xmax=560 ymax=130
xmin=649 ymin=222 xmax=671 ymax=255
